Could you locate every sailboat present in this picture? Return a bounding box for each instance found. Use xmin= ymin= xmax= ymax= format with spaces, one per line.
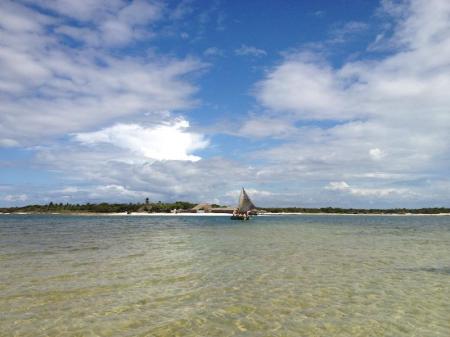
xmin=230 ymin=188 xmax=256 ymax=220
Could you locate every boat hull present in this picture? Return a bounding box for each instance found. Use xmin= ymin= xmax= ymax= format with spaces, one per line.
xmin=230 ymin=216 xmax=250 ymax=220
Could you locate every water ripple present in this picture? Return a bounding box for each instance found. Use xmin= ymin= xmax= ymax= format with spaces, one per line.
xmin=1 ymin=214 xmax=449 ymax=336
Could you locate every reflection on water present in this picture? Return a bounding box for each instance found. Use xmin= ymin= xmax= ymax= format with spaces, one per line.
xmin=1 ymin=214 xmax=449 ymax=336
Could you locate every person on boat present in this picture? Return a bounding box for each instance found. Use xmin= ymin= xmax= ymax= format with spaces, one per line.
xmin=232 ymin=208 xmax=238 ymax=216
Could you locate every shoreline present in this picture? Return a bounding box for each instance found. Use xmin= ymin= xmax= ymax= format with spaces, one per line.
xmin=1 ymin=212 xmax=449 ymax=216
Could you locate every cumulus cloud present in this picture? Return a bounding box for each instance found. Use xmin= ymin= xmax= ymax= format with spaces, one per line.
xmin=249 ymin=0 xmax=450 ymax=205
xmin=31 ymin=0 xmax=164 ymax=46
xmin=256 ymin=55 xmax=346 ymax=119
xmin=3 ymin=0 xmax=450 ymax=208
xmin=325 ymin=181 xmax=414 ymax=198
xmin=33 ymin=144 xmax=260 ymax=205
xmin=0 ymin=0 xmax=203 ymax=146
xmin=256 ymin=1 xmax=450 ymax=125
xmin=73 ymin=118 xmax=208 ymax=161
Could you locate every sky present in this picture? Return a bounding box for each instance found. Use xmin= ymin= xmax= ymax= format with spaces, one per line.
xmin=1 ymin=0 xmax=450 ymax=208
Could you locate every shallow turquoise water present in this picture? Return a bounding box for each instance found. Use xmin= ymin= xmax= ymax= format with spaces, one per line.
xmin=1 ymin=214 xmax=449 ymax=336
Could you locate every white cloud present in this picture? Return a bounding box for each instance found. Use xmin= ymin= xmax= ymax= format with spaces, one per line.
xmin=28 ymin=0 xmax=120 ymax=21
xmin=3 ymin=194 xmax=28 ymax=202
xmin=44 ymin=184 xmax=154 ymax=203
xmin=59 ymin=187 xmax=79 ymax=194
xmin=30 ymin=0 xmax=163 ymax=46
xmin=369 ymin=148 xmax=385 ymax=160
xmin=0 ymin=0 xmax=204 ymax=146
xmin=248 ymin=0 xmax=450 ymax=205
xmin=73 ymin=118 xmax=208 ymax=161
xmin=256 ymin=1 xmax=450 ymax=125
xmin=329 ymin=21 xmax=368 ymax=43
xmin=89 ymin=184 xmax=149 ymax=199
xmin=204 ymin=47 xmax=224 ymax=57
xmin=170 ymin=0 xmax=195 ymax=20
xmin=33 ymin=144 xmax=260 ymax=204
xmin=3 ymin=0 xmax=450 ymax=209
xmin=238 ymin=117 xmax=297 ymax=138
xmin=0 ymin=139 xmax=19 ymax=147
xmin=235 ymin=44 xmax=267 ymax=57
xmin=325 ymin=181 xmax=413 ymax=198
xmin=225 ymin=188 xmax=273 ymax=199
xmin=256 ymin=56 xmax=346 ymax=119
xmin=326 ymin=181 xmax=351 ymax=191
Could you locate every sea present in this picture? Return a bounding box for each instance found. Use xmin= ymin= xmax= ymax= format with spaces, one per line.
xmin=0 ymin=214 xmax=449 ymax=337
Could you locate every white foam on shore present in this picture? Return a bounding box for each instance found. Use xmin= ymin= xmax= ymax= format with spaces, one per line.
xmin=1 ymin=212 xmax=449 ymax=216
xmin=109 ymin=212 xmax=232 ymax=216
xmin=75 ymin=212 xmax=450 ymax=217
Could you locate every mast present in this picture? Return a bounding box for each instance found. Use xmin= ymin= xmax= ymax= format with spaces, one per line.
xmin=238 ymin=187 xmax=256 ymax=212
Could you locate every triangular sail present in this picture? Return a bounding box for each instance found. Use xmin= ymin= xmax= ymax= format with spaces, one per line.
xmin=238 ymin=188 xmax=256 ymax=212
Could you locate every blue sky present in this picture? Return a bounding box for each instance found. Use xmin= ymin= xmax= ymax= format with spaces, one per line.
xmin=1 ymin=0 xmax=450 ymax=208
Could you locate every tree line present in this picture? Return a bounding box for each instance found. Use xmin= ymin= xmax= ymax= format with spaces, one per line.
xmin=1 ymin=202 xmax=449 ymax=214
xmin=0 ymin=201 xmax=196 ymax=214
xmin=263 ymin=207 xmax=450 ymax=214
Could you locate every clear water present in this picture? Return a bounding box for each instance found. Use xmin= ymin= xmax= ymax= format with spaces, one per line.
xmin=1 ymin=214 xmax=449 ymax=336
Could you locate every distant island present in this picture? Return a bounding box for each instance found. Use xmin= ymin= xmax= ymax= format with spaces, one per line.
xmin=1 ymin=200 xmax=450 ymax=215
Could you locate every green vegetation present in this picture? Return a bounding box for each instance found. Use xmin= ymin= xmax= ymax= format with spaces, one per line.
xmin=0 ymin=202 xmax=449 ymax=214
xmin=0 ymin=201 xmax=196 ymax=214
xmin=263 ymin=207 xmax=450 ymax=214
